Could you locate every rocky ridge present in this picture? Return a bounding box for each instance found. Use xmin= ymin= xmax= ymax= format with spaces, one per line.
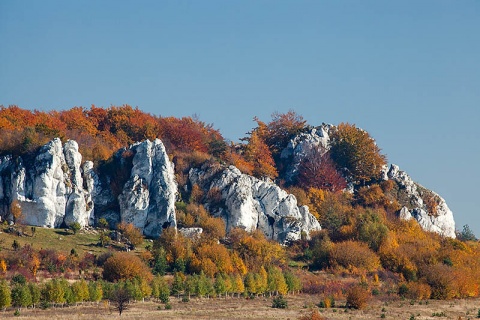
xmin=279 ymin=126 xmax=456 ymax=237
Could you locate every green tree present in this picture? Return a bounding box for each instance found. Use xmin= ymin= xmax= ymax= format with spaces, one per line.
xmin=283 ymin=271 xmax=302 ymax=294
xmin=151 ymin=276 xmax=170 ymax=303
xmin=72 ymin=279 xmax=90 ymax=303
xmin=0 ymin=280 xmax=11 ymax=310
xmin=88 ymin=281 xmax=103 ymax=302
xmin=267 ymin=267 xmax=288 ymax=296
xmin=458 ymin=224 xmax=476 ymax=241
xmin=69 ymin=222 xmax=81 ymax=235
xmin=98 ymin=217 xmax=109 ymax=229
xmin=153 ymin=247 xmax=168 ymax=276
xmin=28 ymin=283 xmax=41 ymax=308
xmin=171 ymin=272 xmax=185 ymax=298
xmin=42 ymin=279 xmax=66 ymax=304
xmin=214 ymin=274 xmax=227 ymax=298
xmin=11 ymin=284 xmax=32 ymax=308
xmin=330 ymin=123 xmax=386 ymax=185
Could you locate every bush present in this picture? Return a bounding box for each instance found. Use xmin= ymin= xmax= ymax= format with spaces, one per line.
xmin=329 ymin=240 xmax=381 ymax=272
xmin=272 ymin=295 xmax=288 ymax=309
xmin=165 ymin=302 xmax=172 ymax=310
xmin=298 ymin=309 xmax=327 ymax=320
xmin=346 ymin=285 xmax=370 ymax=309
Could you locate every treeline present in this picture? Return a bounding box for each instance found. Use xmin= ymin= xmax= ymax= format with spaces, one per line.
xmin=0 ymin=267 xmax=301 ymax=311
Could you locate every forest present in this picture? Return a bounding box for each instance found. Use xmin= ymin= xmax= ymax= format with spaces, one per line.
xmin=0 ymin=105 xmax=478 ymax=318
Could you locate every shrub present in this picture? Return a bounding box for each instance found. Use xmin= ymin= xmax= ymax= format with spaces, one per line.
xmin=329 ymin=240 xmax=380 ymax=272
xmin=346 ymin=285 xmax=370 ymax=309
xmin=298 ymin=310 xmax=327 ymax=320
xmin=272 ymin=295 xmax=288 ymax=309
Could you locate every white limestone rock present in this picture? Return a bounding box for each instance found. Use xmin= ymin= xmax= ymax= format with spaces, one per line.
xmin=190 ymin=165 xmax=321 ymax=243
xmin=118 ymin=139 xmax=177 ymax=237
xmin=280 ymin=124 xmax=332 ymax=183
xmin=179 ymin=227 xmax=203 ymax=239
xmin=385 ymin=164 xmax=456 ymax=238
xmin=0 ymin=139 xmax=92 ymax=228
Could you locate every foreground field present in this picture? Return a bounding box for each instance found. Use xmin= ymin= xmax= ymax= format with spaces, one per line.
xmin=2 ymin=294 xmax=479 ymax=320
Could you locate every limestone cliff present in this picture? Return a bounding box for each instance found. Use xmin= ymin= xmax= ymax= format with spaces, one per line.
xmin=189 ymin=164 xmax=321 ymax=243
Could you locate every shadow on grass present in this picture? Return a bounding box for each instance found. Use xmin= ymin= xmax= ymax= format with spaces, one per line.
xmin=54 ymin=230 xmax=72 ymax=236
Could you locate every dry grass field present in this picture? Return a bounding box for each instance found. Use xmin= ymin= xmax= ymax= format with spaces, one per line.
xmin=1 ymin=294 xmax=479 ymax=320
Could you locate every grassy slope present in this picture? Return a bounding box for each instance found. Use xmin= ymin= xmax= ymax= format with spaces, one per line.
xmin=0 ymin=226 xmax=130 ymax=256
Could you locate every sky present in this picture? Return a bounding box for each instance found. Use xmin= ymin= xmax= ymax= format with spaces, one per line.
xmin=1 ymin=1 xmax=479 ymax=235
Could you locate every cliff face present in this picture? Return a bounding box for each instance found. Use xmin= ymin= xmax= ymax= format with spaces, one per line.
xmin=0 ymin=138 xmax=177 ymax=237
xmin=117 ymin=139 xmax=177 ymax=238
xmin=0 ymin=138 xmax=92 ymax=228
xmin=189 ymin=164 xmax=321 ymax=243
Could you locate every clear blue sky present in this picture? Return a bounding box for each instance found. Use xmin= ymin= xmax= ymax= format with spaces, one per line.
xmin=1 ymin=1 xmax=479 ymax=235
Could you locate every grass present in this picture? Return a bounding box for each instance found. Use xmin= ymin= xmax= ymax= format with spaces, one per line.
xmin=0 ymin=225 xmax=145 ymax=256
xmin=0 ymin=294 xmax=479 ymax=319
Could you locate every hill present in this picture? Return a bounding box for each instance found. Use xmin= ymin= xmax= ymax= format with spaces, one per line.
xmin=0 ymin=105 xmax=478 ymax=318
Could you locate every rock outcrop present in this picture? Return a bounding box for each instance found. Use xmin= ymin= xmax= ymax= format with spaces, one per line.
xmin=280 ymin=127 xmax=457 ymax=238
xmin=0 ymin=138 xmax=177 ymax=237
xmin=384 ymin=164 xmax=456 ymax=238
xmin=189 ymin=164 xmax=321 ymax=243
xmin=280 ymin=125 xmax=332 ymax=183
xmin=0 ymin=138 xmax=91 ymax=228
xmin=117 ymin=139 xmax=177 ymax=237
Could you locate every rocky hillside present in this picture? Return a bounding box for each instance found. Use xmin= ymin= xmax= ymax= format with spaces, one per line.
xmin=0 ymin=106 xmax=456 ymax=242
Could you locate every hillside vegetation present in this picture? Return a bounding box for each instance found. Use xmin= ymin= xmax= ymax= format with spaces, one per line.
xmin=0 ymin=105 xmax=478 ymax=318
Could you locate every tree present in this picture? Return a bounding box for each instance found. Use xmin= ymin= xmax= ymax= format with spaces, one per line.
xmin=10 ymin=200 xmax=23 ymax=225
xmin=457 ymin=224 xmax=476 ymax=241
xmin=117 ymin=222 xmax=144 ymax=249
xmin=258 ymin=110 xmax=307 ymax=159
xmin=297 ymin=149 xmax=347 ymax=192
xmin=267 ymin=267 xmax=288 ymax=295
xmin=102 ymin=252 xmax=152 ymax=282
xmin=0 ymin=280 xmax=11 ymax=310
xmin=243 ymin=130 xmax=278 ymax=179
xmin=283 ymin=271 xmax=302 ymax=294
xmin=11 ymin=284 xmax=32 ymax=308
xmin=110 ymin=287 xmax=131 ymax=316
xmin=98 ymin=217 xmax=109 ymax=229
xmin=329 ymin=123 xmax=386 ymax=185
xmin=88 ymin=281 xmax=103 ymax=303
xmin=69 ymin=222 xmax=81 ymax=235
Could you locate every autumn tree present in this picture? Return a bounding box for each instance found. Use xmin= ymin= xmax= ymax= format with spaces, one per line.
xmin=329 ymin=123 xmax=386 ymax=185
xmin=297 ymin=149 xmax=346 ymax=192
xmin=258 ymin=110 xmax=307 ymax=159
xmin=10 ymin=200 xmax=23 ymax=225
xmin=102 ymin=252 xmax=152 ymax=282
xmin=117 ymin=222 xmax=144 ymax=249
xmin=243 ymin=130 xmax=278 ymax=179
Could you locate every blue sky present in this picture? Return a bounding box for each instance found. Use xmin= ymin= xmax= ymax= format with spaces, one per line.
xmin=1 ymin=1 xmax=479 ymax=235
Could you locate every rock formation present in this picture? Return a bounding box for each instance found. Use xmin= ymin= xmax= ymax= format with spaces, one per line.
xmin=189 ymin=164 xmax=321 ymax=243
xmin=0 ymin=138 xmax=91 ymax=228
xmin=117 ymin=139 xmax=177 ymax=237
xmin=384 ymin=164 xmax=456 ymax=238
